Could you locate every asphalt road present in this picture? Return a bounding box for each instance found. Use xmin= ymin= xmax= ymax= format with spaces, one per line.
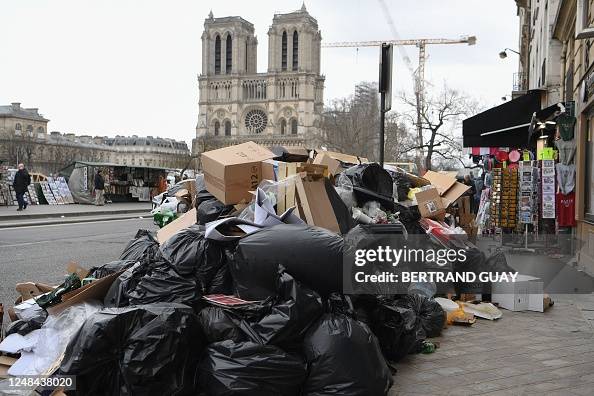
xmin=0 ymin=218 xmax=157 ymax=314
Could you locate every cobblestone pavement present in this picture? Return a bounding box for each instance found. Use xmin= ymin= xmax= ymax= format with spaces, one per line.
xmin=389 ymin=296 xmax=594 ymax=395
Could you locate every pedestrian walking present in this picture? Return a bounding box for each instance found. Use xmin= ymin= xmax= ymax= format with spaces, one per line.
xmin=94 ymin=170 xmax=105 ymax=206
xmin=13 ymin=163 xmax=31 ymax=211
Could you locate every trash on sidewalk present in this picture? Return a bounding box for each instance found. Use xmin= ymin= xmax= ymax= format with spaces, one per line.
xmin=1 ymin=142 xmax=559 ymax=395
xmin=59 ymin=303 xmax=203 ymax=395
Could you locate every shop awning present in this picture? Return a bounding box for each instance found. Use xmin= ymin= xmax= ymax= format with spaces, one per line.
xmin=462 ymin=90 xmax=542 ymax=148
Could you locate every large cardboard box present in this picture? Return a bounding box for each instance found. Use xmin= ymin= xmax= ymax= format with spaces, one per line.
xmin=415 ymin=187 xmax=446 ymax=220
xmin=313 ymin=152 xmax=343 ymax=176
xmin=202 ymin=142 xmax=275 ymax=204
xmin=423 ymin=170 xmax=470 ymax=207
xmin=157 ymin=208 xmax=197 ymax=244
xmin=491 ymin=274 xmax=544 ymax=312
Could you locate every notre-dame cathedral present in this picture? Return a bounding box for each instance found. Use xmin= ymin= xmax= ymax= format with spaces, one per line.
xmin=194 ymin=4 xmax=325 ymax=153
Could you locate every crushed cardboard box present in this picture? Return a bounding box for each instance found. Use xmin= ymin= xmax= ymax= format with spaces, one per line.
xmin=201 ymin=141 xmax=275 ymax=204
xmin=157 ymin=208 xmax=197 ymax=244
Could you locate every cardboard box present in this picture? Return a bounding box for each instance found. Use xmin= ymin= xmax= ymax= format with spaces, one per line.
xmin=46 ymin=270 xmax=124 ymax=315
xmin=313 ymin=152 xmax=343 ymax=176
xmin=415 ymin=187 xmax=446 ymax=220
xmin=0 ymin=356 xmax=18 ymax=378
xmin=491 ymin=274 xmax=544 ymax=312
xmin=423 ymin=171 xmax=471 ymax=208
xmin=201 ymin=142 xmax=275 ymax=204
xmin=157 ymin=208 xmax=197 ymax=244
xmin=315 ymin=150 xmax=368 ymax=165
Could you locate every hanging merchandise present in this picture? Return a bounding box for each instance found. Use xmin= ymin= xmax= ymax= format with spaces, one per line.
xmin=555 ymin=163 xmax=576 ymax=195
xmin=519 ymin=163 xmax=534 ymax=224
xmin=509 ymin=149 xmax=521 ymax=163
xmin=556 ymin=191 xmax=576 ymax=227
xmin=541 ymin=160 xmax=556 ymax=219
xmin=557 ymin=114 xmax=576 ymax=141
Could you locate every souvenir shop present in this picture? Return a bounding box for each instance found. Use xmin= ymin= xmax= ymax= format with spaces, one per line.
xmin=60 ymin=161 xmax=170 ymax=204
xmin=462 ymin=90 xmax=576 ymax=252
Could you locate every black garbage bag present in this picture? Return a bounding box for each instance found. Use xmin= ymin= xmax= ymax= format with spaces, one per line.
xmin=199 ymin=340 xmax=307 ymax=396
xmin=198 ymin=270 xmax=323 ymax=350
xmin=88 ymin=260 xmax=137 ymax=279
xmin=60 ymin=303 xmax=203 ymax=396
xmin=395 ymin=294 xmax=445 ymax=338
xmin=343 ymin=163 xmax=394 ymax=210
xmin=393 ymin=202 xmax=425 ymax=234
xmin=302 ymin=294 xmax=393 ymax=396
xmin=104 ymin=259 xmax=199 ymax=307
xmin=197 ymin=198 xmax=235 ymax=225
xmin=230 ymin=224 xmax=344 ymax=300
xmin=206 ymin=263 xmax=232 ymax=294
xmin=6 ymin=311 xmax=48 ymax=336
xmin=159 ymin=224 xmax=229 ymax=294
xmin=197 ymin=306 xmax=248 ymax=344
xmin=119 ymin=229 xmax=160 ymax=262
xmin=353 ymin=295 xmax=425 ymax=362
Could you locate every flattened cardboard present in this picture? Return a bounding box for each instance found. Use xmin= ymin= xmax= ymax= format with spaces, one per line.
xmin=295 ymin=177 xmax=340 ymax=233
xmin=46 ymin=270 xmax=123 ymax=315
xmin=202 ymin=142 xmax=275 ymax=204
xmin=157 ymin=208 xmax=197 ymax=244
xmin=415 ymin=188 xmax=446 ymax=220
xmin=0 ymin=356 xmax=18 ymax=378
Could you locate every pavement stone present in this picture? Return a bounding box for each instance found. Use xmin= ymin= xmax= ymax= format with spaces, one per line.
xmin=390 ymin=295 xmax=594 ymax=395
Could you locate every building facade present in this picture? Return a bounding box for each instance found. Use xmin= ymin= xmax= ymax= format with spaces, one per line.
xmin=0 ymin=103 xmax=191 ymax=174
xmin=194 ymin=5 xmax=325 ymax=153
xmin=0 ymin=102 xmax=49 ymax=137
xmin=516 ymin=0 xmax=594 ymax=274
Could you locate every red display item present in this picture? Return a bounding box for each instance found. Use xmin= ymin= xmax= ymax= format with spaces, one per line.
xmin=508 ymin=149 xmax=521 ymax=162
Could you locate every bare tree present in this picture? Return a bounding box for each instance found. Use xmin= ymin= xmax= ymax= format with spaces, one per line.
xmin=399 ymin=85 xmax=481 ymax=172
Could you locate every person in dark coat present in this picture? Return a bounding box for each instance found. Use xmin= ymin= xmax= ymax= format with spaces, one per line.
xmin=13 ymin=163 xmax=31 ymax=211
xmin=94 ymin=170 xmax=105 ymax=206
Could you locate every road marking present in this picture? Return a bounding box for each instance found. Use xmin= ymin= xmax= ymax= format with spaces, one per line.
xmin=0 ymin=217 xmax=152 ymax=232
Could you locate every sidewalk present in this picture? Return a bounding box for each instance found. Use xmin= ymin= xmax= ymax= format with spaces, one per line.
xmin=390 ymin=295 xmax=594 ymax=395
xmin=0 ymin=202 xmax=152 ymax=228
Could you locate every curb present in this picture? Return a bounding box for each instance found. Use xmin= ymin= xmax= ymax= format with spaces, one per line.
xmin=0 ymin=213 xmax=151 ymax=229
xmin=0 ymin=208 xmax=149 ymax=222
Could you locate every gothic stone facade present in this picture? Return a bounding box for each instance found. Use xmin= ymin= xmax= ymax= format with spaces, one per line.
xmin=194 ymin=5 xmax=325 ymax=153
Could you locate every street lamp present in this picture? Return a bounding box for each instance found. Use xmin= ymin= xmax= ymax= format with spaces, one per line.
xmin=499 ymin=48 xmax=520 ymax=59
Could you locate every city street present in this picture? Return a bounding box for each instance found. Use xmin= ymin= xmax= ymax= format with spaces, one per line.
xmin=0 ymin=218 xmax=156 ymax=307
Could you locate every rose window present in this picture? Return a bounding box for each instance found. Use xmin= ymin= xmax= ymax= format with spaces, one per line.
xmin=245 ymin=110 xmax=268 ymax=133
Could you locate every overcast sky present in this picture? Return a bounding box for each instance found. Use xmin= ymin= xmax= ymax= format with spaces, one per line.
xmin=0 ymin=0 xmax=519 ymax=145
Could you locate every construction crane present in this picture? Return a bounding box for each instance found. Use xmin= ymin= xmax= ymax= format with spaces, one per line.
xmin=321 ymin=0 xmax=476 ymax=171
xmin=322 ymin=36 xmax=476 ymax=168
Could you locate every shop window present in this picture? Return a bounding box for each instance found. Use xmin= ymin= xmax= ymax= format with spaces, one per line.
xmin=292 ymin=31 xmax=299 ymax=71
xmin=281 ymin=31 xmax=287 ymax=71
xmin=214 ymin=120 xmax=220 ymax=136
xmin=291 ymin=118 xmax=298 ymax=134
xmin=225 ymin=120 xmax=231 ymax=136
xmin=280 ymin=118 xmax=286 ymax=135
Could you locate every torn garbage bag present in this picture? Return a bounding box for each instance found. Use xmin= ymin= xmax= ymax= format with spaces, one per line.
xmin=302 ymin=294 xmax=393 ymax=396
xmin=230 ymin=224 xmax=344 ymax=300
xmin=119 ymin=229 xmax=160 ymax=262
xmin=343 ymin=163 xmax=394 ymax=210
xmin=60 ymin=303 xmax=203 ymax=396
xmin=5 ymin=310 xmax=47 ymax=336
xmin=395 ymin=294 xmax=445 ymax=338
xmin=199 ymin=340 xmax=306 ymax=396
